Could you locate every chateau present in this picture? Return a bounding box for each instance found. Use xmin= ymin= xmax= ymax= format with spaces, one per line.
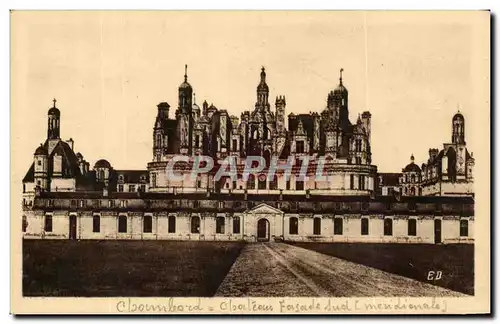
xmin=22 ymin=66 xmax=474 ymax=244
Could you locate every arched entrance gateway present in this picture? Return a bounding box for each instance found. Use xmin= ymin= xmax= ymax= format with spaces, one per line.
xmin=257 ymin=218 xmax=270 ymax=242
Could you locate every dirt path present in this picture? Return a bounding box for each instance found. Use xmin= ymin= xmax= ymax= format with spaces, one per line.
xmin=215 ymin=243 xmax=466 ymax=297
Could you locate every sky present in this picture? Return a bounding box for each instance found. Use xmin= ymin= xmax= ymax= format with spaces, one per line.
xmin=11 ymin=11 xmax=488 ymax=174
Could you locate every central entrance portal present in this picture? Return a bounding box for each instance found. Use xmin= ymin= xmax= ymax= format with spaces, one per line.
xmin=257 ymin=218 xmax=270 ymax=242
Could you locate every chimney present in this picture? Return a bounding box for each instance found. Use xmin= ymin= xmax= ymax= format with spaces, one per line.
xmin=66 ymin=138 xmax=74 ymax=151
xmin=230 ymin=115 xmax=239 ymax=128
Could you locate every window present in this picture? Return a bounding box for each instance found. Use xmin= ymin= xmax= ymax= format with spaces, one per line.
xmin=22 ymin=216 xmax=28 ymax=232
xmin=168 ymin=216 xmax=176 ymax=233
xmin=418 ymin=187 xmax=422 ymax=196
xmin=358 ymin=175 xmax=365 ymax=190
xmin=155 ymin=134 xmax=161 ymax=147
xmin=232 ymin=180 xmax=237 ymax=189
xmin=118 ymin=185 xmax=124 ymax=192
xmin=216 ymin=217 xmax=225 ymax=234
xmin=233 ymin=216 xmax=241 ymax=234
xmin=355 ymin=157 xmax=361 ymax=165
xmin=79 ymin=200 xmax=85 ymax=208
xmin=411 ymin=174 xmax=416 ymax=183
xmin=197 ymin=179 xmax=202 ymax=188
xmin=118 ymin=175 xmax=124 ymax=182
xmin=408 ymin=218 xmax=417 ymax=236
xmin=384 ymin=218 xmax=393 ymax=236
xmin=258 ymin=176 xmax=266 ymax=190
xmin=46 ymin=199 xmax=54 ymax=208
xmin=108 ymin=200 xmax=115 ymax=208
xmin=247 ymin=175 xmax=255 ymax=190
xmin=232 ymin=139 xmax=237 ymax=151
xmin=289 ymin=217 xmax=298 ymax=235
xmin=93 ymin=215 xmax=100 ymax=233
xmin=460 ymin=219 xmax=469 ymax=237
xmin=361 ymin=218 xmax=369 ymax=235
xmin=387 ymin=187 xmax=394 ymax=196
xmin=191 ymin=216 xmax=200 ymax=234
xmin=218 ymin=201 xmax=224 ymax=209
xmin=143 ymin=216 xmax=153 ymax=233
xmin=129 ymin=185 xmax=135 ymax=192
xmin=118 ymin=216 xmax=127 ymax=233
xmin=151 ymin=173 xmax=157 ymax=188
xmin=296 ymin=180 xmax=304 ymax=190
xmin=37 ymin=160 xmax=42 ymax=166
xmin=269 ymin=176 xmax=278 ymax=190
xmin=71 ymin=200 xmax=77 ymax=208
xmin=313 ymin=217 xmax=321 ymax=235
xmin=93 ymin=200 xmax=101 ymax=208
xmin=120 ymin=200 xmax=127 ymax=208
xmin=286 ymin=179 xmax=291 ymax=190
xmin=140 ymin=184 xmax=146 ymax=192
xmin=410 ymin=187 xmax=416 ymax=196
xmin=44 ymin=215 xmax=53 ymax=232
xmin=193 ymin=200 xmax=199 ymax=208
xmin=296 ymin=141 xmax=304 ymax=154
xmin=195 ymin=135 xmax=200 ymax=148
xmin=334 ymin=218 xmax=343 ymax=235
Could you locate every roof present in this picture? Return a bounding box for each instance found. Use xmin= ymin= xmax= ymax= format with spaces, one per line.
xmin=48 ymin=107 xmax=60 ymax=117
xmin=403 ymin=162 xmax=421 ymax=173
xmin=116 ymin=170 xmax=149 ymax=183
xmin=94 ymin=159 xmax=111 ymax=169
xmin=178 ymin=81 xmax=192 ymax=90
xmin=34 ymin=145 xmax=48 ymax=156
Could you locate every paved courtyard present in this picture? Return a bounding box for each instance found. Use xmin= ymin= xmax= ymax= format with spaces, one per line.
xmin=215 ymin=243 xmax=466 ymax=297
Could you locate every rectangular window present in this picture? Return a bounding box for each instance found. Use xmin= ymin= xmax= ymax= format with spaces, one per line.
xmin=93 ymin=199 xmax=101 ymax=208
xmin=92 ymin=215 xmax=100 ymax=233
xmin=216 ymin=217 xmax=225 ymax=234
xmin=258 ymin=178 xmax=267 ymax=190
xmin=350 ymin=175 xmax=354 ymax=189
xmin=233 ymin=180 xmax=237 ymax=189
xmin=334 ymin=218 xmax=343 ymax=235
xmin=143 ymin=216 xmax=153 ymax=233
xmin=232 ymin=139 xmax=237 ymax=151
xmin=118 ymin=216 xmax=127 ymax=233
xmin=460 ymin=219 xmax=469 ymax=237
xmin=129 ymin=185 xmax=135 ymax=192
xmin=168 ymin=216 xmax=176 ymax=233
xmin=233 ymin=217 xmax=241 ymax=234
xmin=296 ymin=180 xmax=304 ymax=190
xmin=197 ymin=179 xmax=202 ymax=188
xmin=296 ymin=141 xmax=304 ymax=154
xmin=140 ymin=184 xmax=146 ymax=192
xmin=118 ymin=185 xmax=124 ymax=192
xmin=313 ymin=217 xmax=321 ymax=235
xmin=286 ymin=179 xmax=291 ymax=190
xmin=361 ymin=218 xmax=369 ymax=235
xmin=79 ymin=200 xmax=85 ymax=208
xmin=44 ymin=215 xmax=53 ymax=232
xmin=70 ymin=200 xmax=77 ymax=208
xmin=408 ymin=218 xmax=417 ymax=236
xmin=195 ymin=135 xmax=200 ymax=148
xmin=120 ymin=200 xmax=127 ymax=208
xmin=108 ymin=200 xmax=114 ymax=208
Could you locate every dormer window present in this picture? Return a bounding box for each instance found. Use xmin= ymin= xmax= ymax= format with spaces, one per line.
xmin=118 ymin=175 xmax=124 ymax=182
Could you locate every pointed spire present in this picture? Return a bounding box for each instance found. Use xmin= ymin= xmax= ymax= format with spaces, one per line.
xmin=339 ymin=68 xmax=344 ymax=85
xmin=52 ymin=98 xmax=57 ymax=108
xmin=184 ymin=64 xmax=188 ymax=82
xmin=260 ymin=66 xmax=266 ymax=82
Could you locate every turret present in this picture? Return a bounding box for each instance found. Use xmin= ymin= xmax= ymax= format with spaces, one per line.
xmin=33 ymin=144 xmax=49 ymax=191
xmin=452 ymin=110 xmax=465 ymax=145
xmin=275 ymin=95 xmax=286 ymax=135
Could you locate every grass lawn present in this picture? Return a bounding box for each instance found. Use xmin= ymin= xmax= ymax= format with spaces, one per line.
xmin=290 ymin=242 xmax=474 ymax=295
xmin=23 ymin=240 xmax=245 ymax=297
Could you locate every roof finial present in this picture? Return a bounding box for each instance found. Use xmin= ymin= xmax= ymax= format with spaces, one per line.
xmin=410 ymin=153 xmax=415 ymax=162
xmin=52 ymin=98 xmax=57 ymax=108
xmin=193 ymin=93 xmax=196 ymax=104
xmin=457 ymin=103 xmax=461 ymax=113
xmin=339 ymin=68 xmax=344 ymax=85
xmin=184 ymin=64 xmax=188 ymax=82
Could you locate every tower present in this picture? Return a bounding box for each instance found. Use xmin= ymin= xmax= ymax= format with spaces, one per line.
xmin=333 ymin=68 xmax=349 ymax=127
xmin=256 ymin=67 xmax=270 ymax=111
xmin=47 ymin=98 xmax=60 ymax=140
xmin=153 ymin=102 xmax=170 ymax=162
xmin=33 ymin=144 xmax=49 ymax=191
xmin=177 ymin=65 xmax=194 ymax=154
